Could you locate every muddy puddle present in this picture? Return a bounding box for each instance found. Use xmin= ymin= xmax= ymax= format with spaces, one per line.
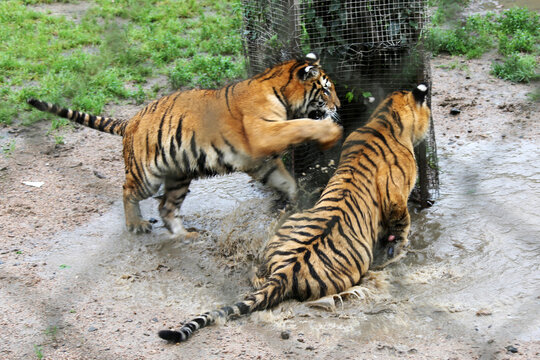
xmin=20 ymin=135 xmax=537 ymax=358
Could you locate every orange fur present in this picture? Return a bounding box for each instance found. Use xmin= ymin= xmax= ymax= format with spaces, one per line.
xmin=27 ymin=54 xmax=342 ymax=235
xmin=158 ymin=85 xmax=431 ymax=343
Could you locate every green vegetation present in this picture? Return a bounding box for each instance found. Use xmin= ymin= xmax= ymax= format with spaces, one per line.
xmin=427 ymin=2 xmax=539 ymax=83
xmin=34 ymin=345 xmax=44 ymax=360
xmin=526 ymin=88 xmax=540 ymax=102
xmin=0 ymin=0 xmax=245 ymax=126
xmin=2 ymin=139 xmax=16 ymax=157
xmin=492 ymin=53 xmax=539 ymax=82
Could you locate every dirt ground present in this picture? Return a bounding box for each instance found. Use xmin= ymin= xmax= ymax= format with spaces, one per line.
xmin=1 ymin=2 xmax=539 ymax=360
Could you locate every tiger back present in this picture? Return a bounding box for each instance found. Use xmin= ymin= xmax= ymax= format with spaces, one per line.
xmin=158 ymin=85 xmax=431 ymax=343
xmin=27 ymin=53 xmax=343 ymax=236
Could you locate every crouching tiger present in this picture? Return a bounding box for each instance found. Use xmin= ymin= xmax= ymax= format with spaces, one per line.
xmin=27 ymin=53 xmax=342 ymax=236
xmin=158 ymin=84 xmax=431 ymax=343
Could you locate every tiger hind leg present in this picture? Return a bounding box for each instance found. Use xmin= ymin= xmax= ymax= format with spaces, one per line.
xmin=250 ymin=262 xmax=270 ymax=289
xmin=123 ymin=170 xmax=160 ymax=233
xmin=159 ymin=178 xmax=196 ymax=238
xmin=375 ymin=201 xmax=411 ymax=269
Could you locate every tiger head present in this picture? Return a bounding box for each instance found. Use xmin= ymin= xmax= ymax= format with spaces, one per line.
xmin=284 ymin=53 xmax=341 ymax=122
xmin=384 ymin=84 xmax=431 ymax=145
xmin=409 ymin=84 xmax=431 ymax=144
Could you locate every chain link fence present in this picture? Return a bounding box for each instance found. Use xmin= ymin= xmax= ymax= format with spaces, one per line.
xmin=242 ymin=0 xmax=439 ymax=207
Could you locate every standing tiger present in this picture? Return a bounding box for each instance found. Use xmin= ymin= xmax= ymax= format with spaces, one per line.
xmin=158 ymin=84 xmax=431 ymax=343
xmin=27 ymin=53 xmax=342 ymax=236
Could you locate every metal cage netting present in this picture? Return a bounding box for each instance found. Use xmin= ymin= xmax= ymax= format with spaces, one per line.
xmin=242 ymin=0 xmax=439 ymax=207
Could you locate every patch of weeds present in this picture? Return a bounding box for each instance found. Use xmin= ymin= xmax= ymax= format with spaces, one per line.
xmin=54 ymin=135 xmax=65 ymax=145
xmin=343 ymin=86 xmax=373 ymax=103
xmin=2 ymin=139 xmax=15 ymax=157
xmin=497 ymin=7 xmax=540 ymax=35
xmin=169 ymin=55 xmax=245 ymax=89
xmin=526 ymin=88 xmax=540 ymax=102
xmin=426 ymin=12 xmax=495 ymax=59
xmin=436 ymin=59 xmax=469 ymax=71
xmin=428 ymin=0 xmax=470 ymax=26
xmin=498 ymin=30 xmax=537 ymax=55
xmin=50 ymin=117 xmax=69 ymax=131
xmin=491 ymin=54 xmax=539 ymax=83
xmin=44 ymin=325 xmax=58 ymax=340
xmin=59 ymin=264 xmax=71 ymax=269
xmin=0 ymin=106 xmax=18 ymax=125
xmin=33 ymin=345 xmax=43 ymax=360
xmin=132 ymin=85 xmax=146 ymax=105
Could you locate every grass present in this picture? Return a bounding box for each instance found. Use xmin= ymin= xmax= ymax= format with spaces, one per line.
xmin=526 ymin=88 xmax=540 ymax=102
xmin=34 ymin=344 xmax=44 ymax=360
xmin=491 ymin=54 xmax=539 ymax=82
xmin=0 ymin=0 xmax=245 ymax=126
xmin=2 ymin=139 xmax=16 ymax=157
xmin=426 ymin=2 xmax=539 ymax=83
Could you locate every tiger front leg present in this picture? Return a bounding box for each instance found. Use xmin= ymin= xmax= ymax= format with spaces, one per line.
xmin=245 ymin=117 xmax=343 ymax=158
xmin=123 ymin=190 xmax=153 ymax=234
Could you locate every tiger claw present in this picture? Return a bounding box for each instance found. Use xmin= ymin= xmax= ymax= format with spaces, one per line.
xmin=127 ymin=220 xmax=153 ymax=234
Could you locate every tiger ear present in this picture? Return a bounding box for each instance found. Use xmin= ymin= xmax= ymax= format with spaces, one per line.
xmin=412 ymin=83 xmax=428 ymax=103
xmin=305 ymin=53 xmax=320 ymax=66
xmin=298 ymin=64 xmax=320 ymax=81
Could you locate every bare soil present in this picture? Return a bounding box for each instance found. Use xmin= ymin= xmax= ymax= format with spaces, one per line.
xmin=1 ymin=2 xmax=539 ymax=360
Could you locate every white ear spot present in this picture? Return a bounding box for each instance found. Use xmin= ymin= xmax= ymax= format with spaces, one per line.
xmin=368 ymin=96 xmax=375 ymax=103
xmin=305 ymin=53 xmax=317 ymax=61
xmin=417 ymin=84 xmax=427 ymax=92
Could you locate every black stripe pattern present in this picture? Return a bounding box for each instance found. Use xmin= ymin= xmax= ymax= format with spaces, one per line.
xmin=27 ymin=98 xmax=127 ymax=136
xmin=158 ymin=88 xmax=431 ymax=344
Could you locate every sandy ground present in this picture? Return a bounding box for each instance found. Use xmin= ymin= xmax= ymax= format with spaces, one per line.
xmin=1 ymin=2 xmax=539 ymax=360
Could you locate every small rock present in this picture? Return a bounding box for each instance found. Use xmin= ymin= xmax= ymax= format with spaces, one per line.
xmin=305 ymin=346 xmax=315 ymax=351
xmin=297 ymin=338 xmax=304 ymax=343
xmin=88 ymin=326 xmax=98 ymax=332
xmin=280 ymin=331 xmax=290 ymax=340
xmin=476 ymin=308 xmax=492 ymax=316
xmin=93 ymin=170 xmax=106 ymax=179
xmin=152 ymin=317 xmax=158 ymax=322
xmin=450 ymin=108 xmax=461 ymax=115
xmin=505 ymin=345 xmax=518 ymax=353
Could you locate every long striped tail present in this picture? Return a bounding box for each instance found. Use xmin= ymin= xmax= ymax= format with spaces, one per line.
xmin=158 ymin=273 xmax=289 ymax=343
xmin=27 ymin=98 xmax=127 ymax=136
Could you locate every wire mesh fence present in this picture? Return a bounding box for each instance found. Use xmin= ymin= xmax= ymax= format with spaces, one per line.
xmin=242 ymin=0 xmax=439 ymax=207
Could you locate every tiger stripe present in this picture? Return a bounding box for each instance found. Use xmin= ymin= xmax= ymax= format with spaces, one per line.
xmin=159 ymin=85 xmax=431 ymax=343
xmin=27 ymin=53 xmax=342 ymax=235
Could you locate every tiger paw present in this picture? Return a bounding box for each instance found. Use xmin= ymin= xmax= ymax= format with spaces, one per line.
xmin=317 ymin=118 xmax=343 ymax=150
xmin=127 ymin=219 xmax=153 ymax=234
